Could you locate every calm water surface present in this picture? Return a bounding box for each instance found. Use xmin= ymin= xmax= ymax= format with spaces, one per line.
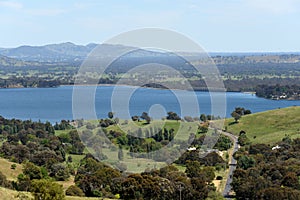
xmin=0 ymin=86 xmax=299 ymax=123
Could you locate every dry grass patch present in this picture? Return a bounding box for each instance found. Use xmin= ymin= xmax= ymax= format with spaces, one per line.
xmin=0 ymin=158 xmax=22 ymax=181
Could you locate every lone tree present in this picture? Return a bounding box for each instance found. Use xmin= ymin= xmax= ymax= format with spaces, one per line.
xmin=131 ymin=115 xmax=139 ymax=121
xmin=108 ymin=112 xmax=114 ymax=119
xmin=234 ymin=107 xmax=252 ymax=116
xmin=231 ymin=107 xmax=251 ymax=123
xmin=231 ymin=111 xmax=241 ymax=123
xmin=200 ymin=114 xmax=207 ymax=122
xmin=141 ymin=112 xmax=151 ymax=124
xmin=166 ymin=112 xmax=181 ymax=121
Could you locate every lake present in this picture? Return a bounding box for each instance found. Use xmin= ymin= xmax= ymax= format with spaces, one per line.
xmin=0 ymin=85 xmax=299 ymax=123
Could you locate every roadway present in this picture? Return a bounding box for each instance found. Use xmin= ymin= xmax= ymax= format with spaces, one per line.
xmin=220 ymin=131 xmax=239 ymax=199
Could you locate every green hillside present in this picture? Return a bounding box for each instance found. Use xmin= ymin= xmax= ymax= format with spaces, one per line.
xmin=225 ymin=106 xmax=300 ymax=145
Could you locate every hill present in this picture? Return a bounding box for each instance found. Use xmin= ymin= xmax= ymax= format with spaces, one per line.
xmin=0 ymin=42 xmax=97 ymax=62
xmin=0 ymin=54 xmax=70 ymax=68
xmin=0 ymin=55 xmax=38 ymax=67
xmin=225 ymin=106 xmax=300 ymax=145
xmin=0 ymin=159 xmax=111 ymax=200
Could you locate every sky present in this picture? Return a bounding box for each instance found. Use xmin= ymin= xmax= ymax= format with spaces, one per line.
xmin=0 ymin=0 xmax=300 ymax=52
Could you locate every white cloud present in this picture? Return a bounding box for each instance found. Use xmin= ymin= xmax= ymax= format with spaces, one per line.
xmin=0 ymin=1 xmax=22 ymax=10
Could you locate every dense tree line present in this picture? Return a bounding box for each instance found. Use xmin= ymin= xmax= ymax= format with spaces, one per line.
xmin=0 ymin=77 xmax=61 ymax=88
xmin=0 ymin=116 xmax=91 ymax=199
xmin=255 ymin=84 xmax=300 ymax=100
xmin=0 ymin=117 xmax=65 ymax=165
xmin=232 ymin=137 xmax=300 ymax=199
xmin=74 ymin=155 xmax=218 ymax=199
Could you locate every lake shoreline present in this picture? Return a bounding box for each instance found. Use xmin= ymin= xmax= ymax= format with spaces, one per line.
xmin=0 ymin=86 xmax=299 ymax=124
xmin=1 ymin=83 xmax=299 ymax=101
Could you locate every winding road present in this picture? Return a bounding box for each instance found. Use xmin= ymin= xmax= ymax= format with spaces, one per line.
xmin=220 ymin=131 xmax=239 ymax=199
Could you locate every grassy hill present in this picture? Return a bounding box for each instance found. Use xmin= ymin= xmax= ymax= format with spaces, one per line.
xmin=225 ymin=106 xmax=300 ymax=145
xmin=0 ymin=158 xmax=22 ymax=181
xmin=0 ymin=158 xmax=108 ymax=200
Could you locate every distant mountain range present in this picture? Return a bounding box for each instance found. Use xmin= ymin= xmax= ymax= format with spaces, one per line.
xmin=0 ymin=42 xmax=98 ymax=63
xmin=0 ymin=42 xmax=169 ymax=66
xmin=0 ymin=42 xmax=199 ymax=67
xmin=1 ymin=42 xmax=300 ymax=67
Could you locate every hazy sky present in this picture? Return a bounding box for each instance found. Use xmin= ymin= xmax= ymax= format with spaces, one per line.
xmin=0 ymin=0 xmax=300 ymax=52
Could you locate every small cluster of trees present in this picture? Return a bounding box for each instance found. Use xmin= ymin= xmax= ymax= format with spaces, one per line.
xmin=57 ymin=130 xmax=85 ymax=155
xmin=131 ymin=112 xmax=152 ymax=124
xmin=175 ymin=150 xmax=225 ymax=166
xmin=200 ymin=114 xmax=221 ymax=122
xmin=238 ymin=131 xmax=251 ymax=146
xmin=166 ymin=112 xmax=181 ymax=121
xmin=53 ymin=120 xmax=74 ymax=130
xmin=130 ymin=111 xmax=222 ymax=124
xmin=105 ymin=128 xmax=176 ymax=161
xmin=231 ymin=107 xmax=251 ymax=122
xmin=190 ymin=134 xmax=232 ymax=152
xmin=0 ymin=161 xmax=66 ymax=199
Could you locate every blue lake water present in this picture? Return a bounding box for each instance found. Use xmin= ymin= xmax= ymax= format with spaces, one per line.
xmin=0 ymin=85 xmax=299 ymax=123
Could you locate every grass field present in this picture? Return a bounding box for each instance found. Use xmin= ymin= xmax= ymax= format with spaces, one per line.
xmin=0 ymin=158 xmax=22 ymax=181
xmin=107 ymin=119 xmax=199 ymax=141
xmin=225 ymin=106 xmax=300 ymax=145
xmin=66 ymin=154 xmax=85 ymax=165
xmin=0 ymin=187 xmax=32 ymax=200
xmin=55 ymin=129 xmax=73 ymax=136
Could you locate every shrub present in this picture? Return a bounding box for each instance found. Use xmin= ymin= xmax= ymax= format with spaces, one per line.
xmin=49 ymin=163 xmax=70 ymax=181
xmin=67 ymin=156 xmax=72 ymax=163
xmin=30 ymin=179 xmax=65 ymax=200
xmin=66 ymin=185 xmax=85 ymax=197
xmin=11 ymin=164 xmax=17 ymax=170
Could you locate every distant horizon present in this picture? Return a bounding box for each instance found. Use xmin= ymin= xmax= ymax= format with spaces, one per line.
xmin=1 ymin=42 xmax=300 ymax=54
xmin=1 ymin=1 xmax=300 ymax=52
